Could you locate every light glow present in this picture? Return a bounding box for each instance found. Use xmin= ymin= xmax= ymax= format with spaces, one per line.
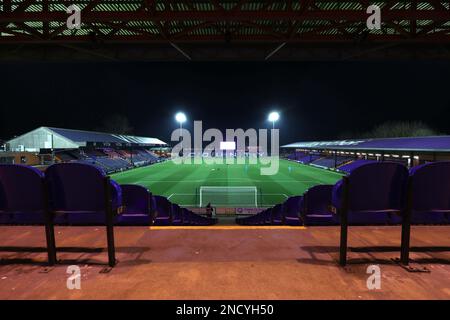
xmin=175 ymin=112 xmax=187 ymax=123
xmin=268 ymin=111 xmax=280 ymax=122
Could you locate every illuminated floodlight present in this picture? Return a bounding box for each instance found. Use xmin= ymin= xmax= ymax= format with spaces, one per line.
xmin=268 ymin=112 xmax=279 ymax=122
xmin=175 ymin=112 xmax=187 ymax=156
xmin=268 ymin=111 xmax=280 ymax=129
xmin=175 ymin=112 xmax=187 ymax=124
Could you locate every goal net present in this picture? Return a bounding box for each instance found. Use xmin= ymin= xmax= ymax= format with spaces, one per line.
xmin=199 ymin=186 xmax=258 ymax=208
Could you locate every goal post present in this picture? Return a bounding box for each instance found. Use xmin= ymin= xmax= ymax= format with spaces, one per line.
xmin=199 ymin=186 xmax=258 ymax=208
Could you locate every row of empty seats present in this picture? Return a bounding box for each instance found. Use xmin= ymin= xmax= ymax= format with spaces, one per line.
xmin=55 ymin=148 xmax=161 ymax=173
xmin=236 ymin=197 xmax=302 ymax=226
xmin=310 ymin=155 xmax=353 ymax=169
xmin=287 ymin=151 xmax=322 ymax=164
xmin=335 ymin=161 xmax=450 ymax=265
xmin=0 ymin=163 xmax=216 ymax=266
xmin=153 ymin=195 xmax=217 ymax=226
xmin=238 ymin=161 xmax=450 ymax=266
xmin=287 ymin=151 xmax=354 ymax=169
xmin=239 ymin=161 xmax=450 ymax=227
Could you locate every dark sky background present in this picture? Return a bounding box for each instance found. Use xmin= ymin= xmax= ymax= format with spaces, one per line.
xmin=1 ymin=61 xmax=449 ymax=145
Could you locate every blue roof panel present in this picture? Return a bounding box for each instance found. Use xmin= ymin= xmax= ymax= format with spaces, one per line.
xmin=283 ymin=136 xmax=450 ymax=152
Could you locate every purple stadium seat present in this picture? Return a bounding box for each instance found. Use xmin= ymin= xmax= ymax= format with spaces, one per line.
xmin=0 ymin=164 xmax=56 ymax=265
xmin=152 ymin=195 xmax=172 ymax=226
xmin=332 ymin=162 xmax=409 ymax=266
xmin=181 ymin=208 xmax=193 ymax=225
xmin=171 ymin=204 xmax=184 ymax=225
xmin=332 ymin=162 xmax=407 ymax=225
xmin=0 ymin=164 xmax=45 ymax=225
xmin=300 ymin=185 xmax=337 ymax=226
xmin=408 ymin=162 xmax=450 ymax=224
xmin=283 ymin=196 xmax=302 ymax=226
xmin=237 ymin=208 xmax=266 ymax=225
xmin=400 ymin=161 xmax=450 ymax=264
xmin=46 ymin=163 xmax=121 ymax=225
xmin=271 ymin=204 xmax=284 ymax=225
xmin=45 ymin=162 xmax=120 ymax=267
xmin=261 ymin=208 xmax=272 ymax=225
xmin=117 ymin=184 xmax=153 ymax=225
xmin=151 ymin=196 xmax=215 ymax=226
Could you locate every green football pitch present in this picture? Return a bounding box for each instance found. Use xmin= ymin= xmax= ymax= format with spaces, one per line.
xmin=111 ymin=159 xmax=343 ymax=208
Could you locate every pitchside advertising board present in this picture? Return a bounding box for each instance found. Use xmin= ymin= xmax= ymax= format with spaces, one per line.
xmin=235 ymin=207 xmax=264 ymax=215
xmin=191 ymin=207 xmax=264 ymax=216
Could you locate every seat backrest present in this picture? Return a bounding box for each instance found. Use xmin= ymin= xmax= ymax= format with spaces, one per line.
xmin=305 ymin=184 xmax=334 ymax=214
xmin=121 ymin=184 xmax=151 ymax=214
xmin=0 ymin=164 xmax=44 ymax=212
xmin=153 ymin=195 xmax=171 ymax=217
xmin=172 ymin=203 xmax=182 ymax=219
xmin=409 ymin=161 xmax=450 ymax=212
xmin=284 ymin=196 xmax=302 ymax=216
xmin=271 ymin=204 xmax=283 ymax=219
xmin=346 ymin=162 xmax=409 ymax=211
xmin=45 ymin=163 xmax=108 ymax=212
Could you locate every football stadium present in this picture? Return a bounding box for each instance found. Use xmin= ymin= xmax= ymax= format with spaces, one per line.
xmin=1 ymin=0 xmax=450 ymax=309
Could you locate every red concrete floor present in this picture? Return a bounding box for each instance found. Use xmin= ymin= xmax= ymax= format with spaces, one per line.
xmin=0 ymin=225 xmax=449 ymax=300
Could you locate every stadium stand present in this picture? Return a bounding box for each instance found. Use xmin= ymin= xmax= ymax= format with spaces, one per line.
xmin=310 ymin=155 xmax=353 ymax=169
xmin=151 ymin=196 xmax=216 ymax=226
xmin=5 ymin=126 xmax=166 ymax=173
xmin=298 ymin=154 xmax=321 ymax=164
xmin=236 ymin=197 xmax=302 ymax=226
xmin=286 ymin=151 xmax=322 ymax=164
xmin=284 ymin=136 xmax=450 ymax=172
xmin=337 ymin=159 xmax=376 ymax=173
xmin=55 ymin=147 xmax=161 ymax=173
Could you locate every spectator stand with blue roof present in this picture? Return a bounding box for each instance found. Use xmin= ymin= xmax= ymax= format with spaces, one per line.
xmin=4 ymin=126 xmax=167 ymax=173
xmin=282 ymin=136 xmax=450 ymax=173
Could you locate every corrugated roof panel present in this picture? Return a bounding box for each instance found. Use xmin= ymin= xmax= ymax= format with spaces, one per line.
xmin=283 ymin=136 xmax=450 ymax=152
xmin=47 ymin=127 xmax=166 ymax=146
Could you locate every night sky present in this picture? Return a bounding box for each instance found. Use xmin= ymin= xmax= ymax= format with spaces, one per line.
xmin=1 ymin=61 xmax=449 ymax=145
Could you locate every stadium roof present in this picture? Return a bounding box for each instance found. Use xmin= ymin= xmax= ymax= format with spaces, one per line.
xmin=48 ymin=127 xmax=167 ymax=145
xmin=7 ymin=126 xmax=166 ymax=150
xmin=0 ymin=1 xmax=449 ymax=61
xmin=282 ymin=136 xmax=450 ymax=153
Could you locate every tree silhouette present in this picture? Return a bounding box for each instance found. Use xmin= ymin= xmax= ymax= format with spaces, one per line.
xmin=97 ymin=114 xmax=133 ymax=135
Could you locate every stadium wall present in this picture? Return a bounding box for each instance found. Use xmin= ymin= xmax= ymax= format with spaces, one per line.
xmin=0 ymin=152 xmax=41 ymax=165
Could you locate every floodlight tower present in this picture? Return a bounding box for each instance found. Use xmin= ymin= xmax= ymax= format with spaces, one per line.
xmin=175 ymin=112 xmax=187 ymax=155
xmin=268 ymin=111 xmax=280 ymax=130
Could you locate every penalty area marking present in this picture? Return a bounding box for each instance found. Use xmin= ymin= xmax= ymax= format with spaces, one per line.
xmin=165 ymin=193 xmax=289 ymax=205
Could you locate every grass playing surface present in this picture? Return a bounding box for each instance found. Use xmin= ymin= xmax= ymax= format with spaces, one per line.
xmin=111 ymin=158 xmax=343 ymax=207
